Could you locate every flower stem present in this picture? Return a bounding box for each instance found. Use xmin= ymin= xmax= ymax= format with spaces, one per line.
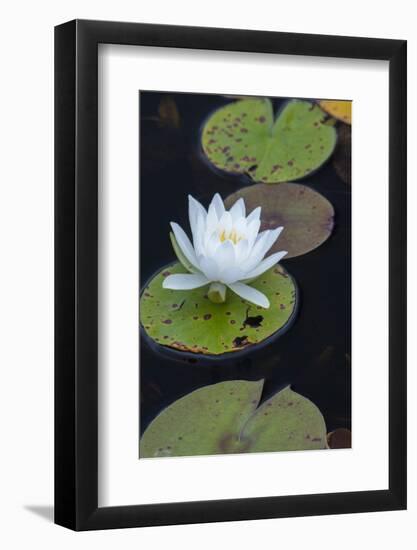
xmin=208 ymin=283 xmax=227 ymax=304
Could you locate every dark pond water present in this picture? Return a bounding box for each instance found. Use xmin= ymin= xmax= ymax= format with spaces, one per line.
xmin=139 ymin=91 xmax=351 ymax=438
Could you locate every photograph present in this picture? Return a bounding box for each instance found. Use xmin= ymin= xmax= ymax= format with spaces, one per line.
xmin=0 ymin=1 xmax=409 ymax=543
xmin=139 ymin=91 xmax=352 ymax=459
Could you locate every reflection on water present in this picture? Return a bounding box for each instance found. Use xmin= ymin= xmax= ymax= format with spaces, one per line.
xmin=139 ymin=91 xmax=351 ymax=438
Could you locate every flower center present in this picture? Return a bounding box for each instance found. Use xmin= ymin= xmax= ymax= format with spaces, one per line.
xmin=219 ymin=227 xmax=243 ymax=245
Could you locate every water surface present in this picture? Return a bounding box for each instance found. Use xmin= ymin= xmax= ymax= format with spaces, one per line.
xmin=139 ymin=91 xmax=351 ymax=440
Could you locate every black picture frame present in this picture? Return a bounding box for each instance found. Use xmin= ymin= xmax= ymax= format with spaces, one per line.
xmin=55 ymin=19 xmax=407 ymax=531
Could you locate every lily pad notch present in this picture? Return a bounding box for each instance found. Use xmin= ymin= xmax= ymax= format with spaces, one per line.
xmin=140 ymin=261 xmax=298 ymax=357
xmin=140 ymin=379 xmax=328 ymax=458
xmin=201 ymin=98 xmax=337 ymax=184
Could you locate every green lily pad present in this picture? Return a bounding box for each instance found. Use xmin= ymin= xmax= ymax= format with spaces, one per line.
xmin=225 ymin=183 xmax=335 ymax=259
xmin=140 ymin=380 xmax=327 ymax=458
xmin=201 ymin=98 xmax=337 ymax=183
xmin=140 ymin=262 xmax=297 ymax=356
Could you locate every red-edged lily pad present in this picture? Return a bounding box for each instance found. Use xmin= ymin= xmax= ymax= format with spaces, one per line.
xmin=225 ymin=183 xmax=334 ymax=259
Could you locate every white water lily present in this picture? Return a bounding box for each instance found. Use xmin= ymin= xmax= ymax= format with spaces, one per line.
xmin=163 ymin=193 xmax=287 ymax=308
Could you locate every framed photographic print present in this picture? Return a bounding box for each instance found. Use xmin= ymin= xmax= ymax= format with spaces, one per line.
xmin=55 ymin=20 xmax=407 ymax=530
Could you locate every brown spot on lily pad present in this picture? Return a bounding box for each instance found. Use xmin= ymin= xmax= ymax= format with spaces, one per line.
xmin=233 ymin=335 xmax=250 ymax=348
xmin=243 ymin=315 xmax=263 ymax=328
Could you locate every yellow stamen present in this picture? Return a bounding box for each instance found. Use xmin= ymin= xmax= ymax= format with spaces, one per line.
xmin=218 ymin=227 xmax=243 ymax=244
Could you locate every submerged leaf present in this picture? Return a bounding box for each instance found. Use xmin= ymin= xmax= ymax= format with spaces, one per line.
xmin=333 ymin=124 xmax=351 ymax=185
xmin=140 ymin=380 xmax=327 ymax=457
xmin=157 ymin=97 xmax=181 ymax=128
xmin=201 ymin=98 xmax=337 ymax=183
xmin=318 ymin=100 xmax=352 ymax=125
xmin=327 ymin=428 xmax=351 ymax=449
xmin=140 ymin=262 xmax=297 ymax=355
xmin=225 ymin=183 xmax=335 ymax=259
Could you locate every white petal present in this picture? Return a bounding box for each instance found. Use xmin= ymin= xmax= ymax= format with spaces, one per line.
xmin=189 ymin=195 xmax=207 ymax=248
xmin=194 ymin=210 xmax=210 ymax=258
xmin=244 ymin=251 xmax=288 ymax=280
xmin=229 ymin=197 xmax=245 ymax=221
xmin=228 ymin=282 xmax=270 ymax=308
xmin=233 ymin=217 xmax=247 ymax=237
xmin=241 ymin=230 xmax=271 ymax=271
xmin=205 ymin=230 xmax=220 ymax=257
xmin=163 ymin=273 xmax=209 ymax=290
xmin=242 ymin=227 xmax=284 ymax=272
xmin=246 ymin=218 xmax=261 ymax=250
xmin=265 ymin=226 xmax=284 ymax=251
xmin=219 ymin=266 xmax=246 ymax=284
xmin=188 ymin=195 xmax=207 ymax=225
xmin=170 ymin=231 xmax=198 ymax=273
xmin=213 ymin=240 xmax=235 ymax=270
xmin=210 ymin=193 xmax=225 ymax=219
xmin=218 ymin=211 xmax=233 ymax=235
xmin=235 ymin=238 xmax=249 ymax=263
xmin=246 ymin=206 xmax=261 ymax=224
xmin=199 ymin=256 xmax=219 ymax=281
xmin=170 ymin=222 xmax=199 ymax=270
xmin=206 ymin=205 xmax=219 ymax=234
